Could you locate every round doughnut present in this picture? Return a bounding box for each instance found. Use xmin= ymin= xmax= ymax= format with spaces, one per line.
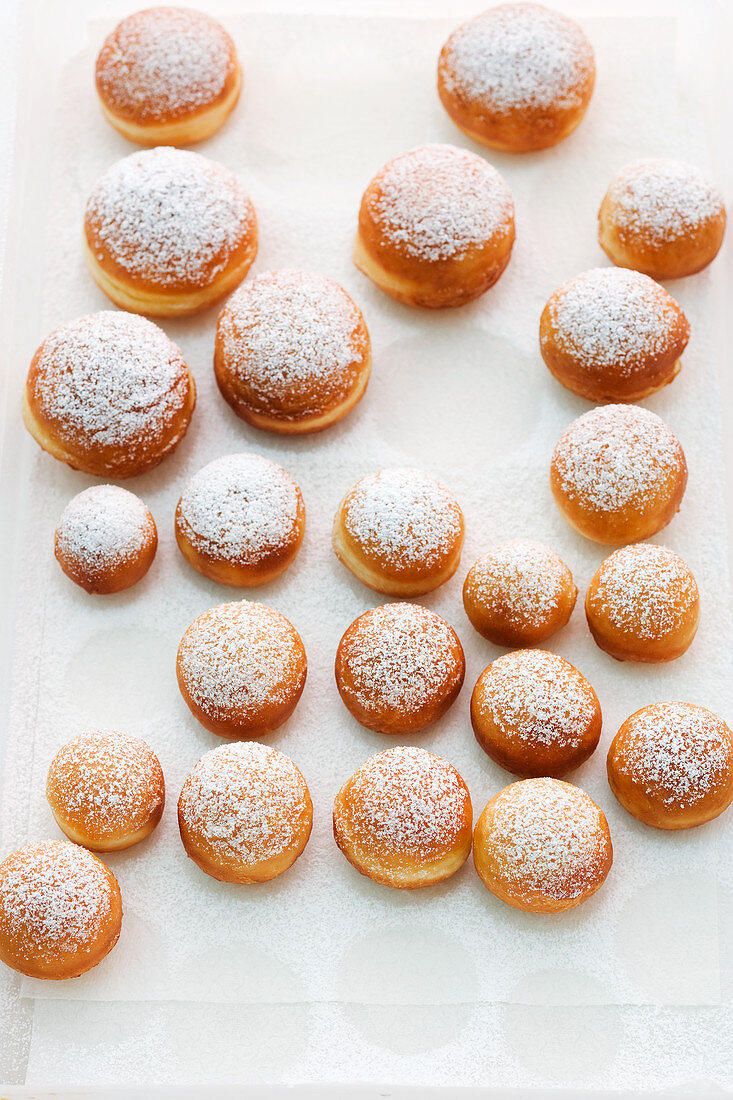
xmin=0 ymin=841 xmax=122 ymax=979
xmin=473 ymin=777 xmax=612 ymax=913
xmin=353 ymin=143 xmax=515 ymax=309
xmin=463 ymin=539 xmax=577 ymax=647
xmin=332 ymin=467 xmax=465 ymax=596
xmin=214 ymin=270 xmax=371 ymax=434
xmin=471 ymin=649 xmax=602 ymax=778
xmin=23 ymin=311 xmax=195 ymax=478
xmin=586 ymin=543 xmax=700 ymax=663
xmin=598 ymin=159 xmax=727 ymax=280
xmin=175 ymin=453 xmax=305 ymax=586
xmin=539 ymin=268 xmax=690 ymax=403
xmin=176 ymin=600 xmax=307 ymax=738
xmin=333 ymin=746 xmax=472 ymax=889
xmin=46 ymin=731 xmax=165 ymax=851
xmin=178 ymin=742 xmax=312 ymax=884
xmin=607 ymin=702 xmax=733 ymax=830
xmin=550 ymin=404 xmax=687 ymax=544
xmin=438 ymin=4 xmax=596 ymax=153
xmin=84 ymin=146 xmax=257 ymax=317
xmin=334 ymin=603 xmax=465 ymax=736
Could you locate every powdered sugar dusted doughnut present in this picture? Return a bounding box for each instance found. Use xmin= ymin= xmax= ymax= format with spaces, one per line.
xmin=176 ymin=600 xmax=307 ymax=738
xmin=24 ymin=311 xmax=195 ymax=478
xmin=175 ymin=453 xmax=305 ymax=586
xmin=333 ymin=746 xmax=473 ymax=889
xmin=473 ymin=777 xmax=612 ymax=912
xmin=215 ymin=270 xmax=371 ymax=434
xmin=354 ymin=144 xmax=515 ymax=308
xmin=178 ymin=742 xmax=312 ymax=883
xmin=607 ymin=703 xmax=733 ymax=830
xmin=540 ymin=268 xmax=690 ymax=403
xmin=550 ymin=404 xmax=687 ymax=544
xmin=438 ymin=4 xmax=595 ymax=153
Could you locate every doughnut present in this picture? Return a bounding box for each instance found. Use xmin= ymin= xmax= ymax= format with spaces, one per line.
xmin=353 ymin=143 xmax=515 ymax=308
xmin=332 ymin=467 xmax=465 ymax=596
xmin=473 ymin=777 xmax=612 ymax=912
xmin=333 ymin=746 xmax=472 ymax=889
xmin=214 ymin=270 xmax=371 ymax=434
xmin=54 ymin=485 xmax=157 ymax=595
xmin=550 ymin=404 xmax=687 ymax=544
xmin=585 ymin=543 xmax=699 ymax=663
xmin=178 ymin=742 xmax=312 ymax=883
xmin=23 ymin=311 xmax=195 ymax=478
xmin=84 ymin=146 xmax=257 ymax=317
xmin=46 ymin=731 xmax=165 ymax=851
xmin=471 ymin=649 xmax=601 ymax=778
xmin=607 ymin=702 xmax=733 ymax=830
xmin=176 ymin=600 xmax=307 ymax=738
xmin=438 ymin=4 xmax=596 ymax=153
xmin=334 ymin=603 xmax=465 ymax=735
xmin=598 ymin=159 xmax=727 ymax=280
xmin=539 ymin=268 xmax=690 ymax=403
xmin=95 ymin=7 xmax=241 ymax=146
xmin=463 ymin=539 xmax=577 ymax=647
xmin=0 ymin=841 xmax=122 ymax=979
xmin=175 ymin=453 xmax=305 ymax=586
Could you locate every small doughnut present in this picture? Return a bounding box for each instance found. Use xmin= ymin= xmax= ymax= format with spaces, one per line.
xmin=438 ymin=4 xmax=596 ymax=153
xmin=46 ymin=731 xmax=165 ymax=851
xmin=23 ymin=311 xmax=195 ymax=478
xmin=353 ymin=143 xmax=515 ymax=308
xmin=95 ymin=7 xmax=241 ymax=146
xmin=550 ymin=404 xmax=687 ymax=544
xmin=471 ymin=649 xmax=601 ymax=778
xmin=84 ymin=146 xmax=257 ymax=317
xmin=175 ymin=453 xmax=305 ymax=586
xmin=0 ymin=841 xmax=122 ymax=979
xmin=586 ymin=543 xmax=700 ymax=663
xmin=607 ymin=702 xmax=733 ymax=830
xmin=539 ymin=268 xmax=690 ymax=403
xmin=463 ymin=539 xmax=577 ymax=647
xmin=333 ymin=746 xmax=472 ymax=889
xmin=54 ymin=485 xmax=157 ymax=595
xmin=178 ymin=742 xmax=312 ymax=883
xmin=214 ymin=270 xmax=371 ymax=434
xmin=334 ymin=603 xmax=465 ymax=735
xmin=598 ymin=159 xmax=727 ymax=280
xmin=332 ymin=467 xmax=465 ymax=596
xmin=176 ymin=600 xmax=307 ymax=738
xmin=473 ymin=777 xmax=612 ymax=913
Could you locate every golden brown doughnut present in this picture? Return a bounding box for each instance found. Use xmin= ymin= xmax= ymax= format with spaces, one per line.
xmin=598 ymin=159 xmax=727 ymax=280
xmin=0 ymin=841 xmax=122 ymax=979
xmin=175 ymin=453 xmax=305 ymax=587
xmin=178 ymin=742 xmax=313 ymax=884
xmin=46 ymin=731 xmax=165 ymax=851
xmin=334 ymin=603 xmax=465 ymax=735
xmin=95 ymin=7 xmax=241 ymax=147
xmin=438 ymin=4 xmax=596 ymax=153
xmin=473 ymin=777 xmax=612 ymax=912
xmin=585 ymin=543 xmax=700 ymax=663
xmin=540 ymin=268 xmax=690 ymax=403
xmin=332 ymin=467 xmax=465 ymax=596
xmin=333 ymin=746 xmax=472 ymax=889
xmin=84 ymin=147 xmax=257 ymax=317
xmin=176 ymin=600 xmax=307 ymax=738
xmin=353 ymin=143 xmax=515 ymax=308
xmin=607 ymin=702 xmax=733 ymax=830
xmin=463 ymin=539 xmax=577 ymax=647
xmin=550 ymin=404 xmax=687 ymax=544
xmin=214 ymin=270 xmax=371 ymax=434
xmin=23 ymin=311 xmax=195 ymax=478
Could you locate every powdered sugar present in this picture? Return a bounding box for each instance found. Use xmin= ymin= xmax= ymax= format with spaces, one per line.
xmin=465 ymin=540 xmax=572 ymax=629
xmin=603 ymin=159 xmax=725 ymax=245
xmin=589 ymin=544 xmax=699 ymax=640
xmin=55 ymin=486 xmax=155 ymax=576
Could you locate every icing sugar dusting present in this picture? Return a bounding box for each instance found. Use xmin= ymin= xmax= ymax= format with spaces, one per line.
xmin=590 ymin=544 xmax=698 ymax=640
xmin=465 ymin=540 xmax=572 ymax=629
xmin=55 ymin=486 xmax=155 ymax=576
xmin=605 ymin=159 xmax=725 ymax=244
